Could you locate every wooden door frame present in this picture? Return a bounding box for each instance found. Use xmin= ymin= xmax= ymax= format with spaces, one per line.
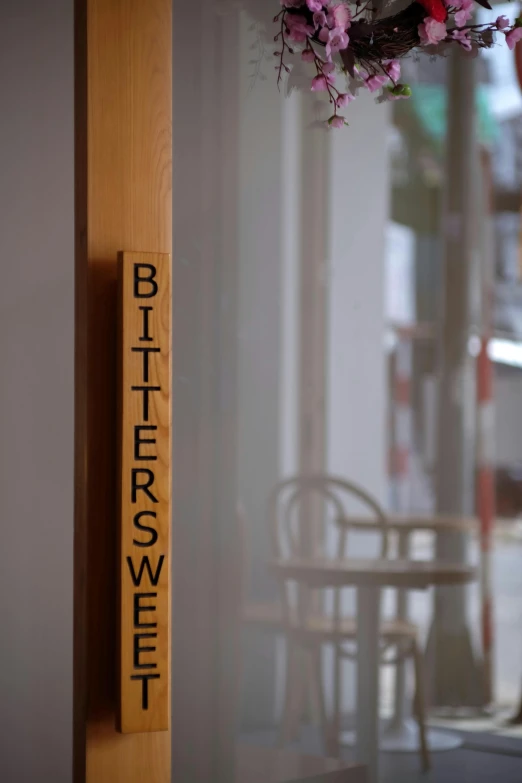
xmin=75 ymin=2 xmax=241 ymax=781
xmin=74 ymin=1 xmax=172 ymax=780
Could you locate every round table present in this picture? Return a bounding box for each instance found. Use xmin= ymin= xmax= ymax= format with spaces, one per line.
xmin=336 ymin=514 xmax=478 ymax=535
xmin=336 ymin=514 xmax=479 ymax=755
xmin=270 ymin=557 xmax=477 ymax=783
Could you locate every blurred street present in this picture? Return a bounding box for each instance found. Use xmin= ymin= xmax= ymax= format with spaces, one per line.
xmin=390 ymin=524 xmax=522 ymax=718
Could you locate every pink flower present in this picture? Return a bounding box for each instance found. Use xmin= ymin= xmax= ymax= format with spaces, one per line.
xmin=451 ymin=28 xmax=472 ymax=50
xmin=311 ymin=74 xmax=333 ymax=91
xmin=281 ymin=0 xmax=304 ymax=6
xmin=313 ymin=10 xmax=327 ymax=28
xmin=318 ymin=26 xmax=330 ymax=43
xmin=366 ymin=73 xmax=389 ymax=92
xmin=450 ymin=0 xmax=473 ymax=25
xmin=302 ymin=48 xmax=316 ymax=62
xmin=286 ymin=14 xmax=314 ymax=43
xmin=418 ymin=17 xmax=447 ymax=45
xmin=306 ymin=0 xmax=324 ymax=12
xmin=328 ymin=29 xmax=349 ymax=57
xmin=454 ymin=0 xmax=473 ymax=27
xmin=384 ymin=60 xmax=401 ymax=82
xmin=328 ymin=115 xmax=347 ymax=128
xmin=327 ymin=3 xmax=351 ymax=31
xmin=319 ymin=26 xmax=349 ymax=58
xmin=322 ymin=61 xmax=335 ymax=74
xmin=387 ymin=91 xmax=409 ymax=101
xmin=506 ymin=26 xmax=522 ymax=50
xmin=353 ymin=64 xmax=368 ymax=79
xmin=496 ymin=16 xmax=510 ymax=30
xmin=336 ymin=93 xmax=354 ymax=107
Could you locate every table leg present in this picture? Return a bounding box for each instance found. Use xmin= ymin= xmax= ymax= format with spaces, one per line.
xmin=356 ymin=586 xmax=381 ymax=783
xmin=381 ymin=532 xmax=409 ymax=750
xmin=380 ymin=531 xmax=463 ymax=755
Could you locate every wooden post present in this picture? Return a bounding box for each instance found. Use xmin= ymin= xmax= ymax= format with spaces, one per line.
xmin=428 ymin=47 xmax=485 ymax=709
xmin=74 ymin=1 xmax=172 ymax=781
xmin=299 ymin=96 xmax=328 ymax=556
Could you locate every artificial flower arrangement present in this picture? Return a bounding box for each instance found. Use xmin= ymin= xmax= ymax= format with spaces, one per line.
xmin=275 ymin=0 xmax=522 ymax=126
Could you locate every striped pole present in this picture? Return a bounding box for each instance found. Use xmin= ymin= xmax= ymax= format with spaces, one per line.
xmin=390 ymin=331 xmax=413 ymax=514
xmin=389 ymin=323 xmax=436 ymax=512
xmin=476 ymin=336 xmax=495 ymax=706
xmin=477 ymin=149 xmax=495 ymax=707
xmin=389 ymin=333 xmax=411 ymax=732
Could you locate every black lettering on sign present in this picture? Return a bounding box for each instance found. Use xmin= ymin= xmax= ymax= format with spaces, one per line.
xmin=126 ymin=555 xmax=165 ymax=587
xmin=131 ymin=468 xmax=159 ymax=504
xmin=134 ymin=263 xmax=158 ymax=299
xmin=133 ymin=633 xmax=158 ymax=669
xmin=131 ymin=385 xmax=161 ymax=422
xmin=134 ymin=425 xmax=158 ymax=461
xmin=132 ymin=347 xmax=161 ymax=383
xmin=138 ymin=306 xmax=154 ymax=342
xmin=119 ymin=251 xmax=171 ymax=733
xmin=134 ymin=592 xmax=158 ymax=629
xmin=133 ymin=511 xmax=159 ymax=548
xmin=131 ymin=674 xmax=161 ymax=711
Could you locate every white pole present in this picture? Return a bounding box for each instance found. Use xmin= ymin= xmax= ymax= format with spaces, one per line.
xmin=427 ymin=47 xmax=486 ymax=710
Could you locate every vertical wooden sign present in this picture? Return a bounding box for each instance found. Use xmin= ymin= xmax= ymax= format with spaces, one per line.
xmin=118 ymin=252 xmax=171 ymax=734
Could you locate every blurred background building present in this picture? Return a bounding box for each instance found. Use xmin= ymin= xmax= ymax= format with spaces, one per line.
xmin=234 ymin=0 xmax=522 ymax=730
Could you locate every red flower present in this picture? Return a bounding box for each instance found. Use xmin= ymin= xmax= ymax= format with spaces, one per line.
xmin=416 ymin=0 xmax=448 ymax=23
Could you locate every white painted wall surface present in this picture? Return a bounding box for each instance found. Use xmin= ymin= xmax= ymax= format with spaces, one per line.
xmin=0 ymin=3 xmax=74 ymax=781
xmin=495 ymin=373 xmax=522 ymax=465
xmin=327 ymin=94 xmax=390 ymax=508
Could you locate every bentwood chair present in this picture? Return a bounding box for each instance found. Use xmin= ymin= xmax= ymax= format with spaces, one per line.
xmin=268 ymin=475 xmax=430 ymax=771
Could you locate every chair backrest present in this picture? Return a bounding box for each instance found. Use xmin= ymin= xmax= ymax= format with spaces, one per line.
xmin=327 ymin=476 xmax=390 ymax=560
xmin=268 ymin=474 xmax=389 ymax=562
xmin=268 ymin=474 xmax=389 ymax=631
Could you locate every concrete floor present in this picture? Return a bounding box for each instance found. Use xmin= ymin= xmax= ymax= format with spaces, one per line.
xmin=241 ymin=726 xmax=522 ymax=783
xmin=242 ymin=521 xmax=522 ymax=781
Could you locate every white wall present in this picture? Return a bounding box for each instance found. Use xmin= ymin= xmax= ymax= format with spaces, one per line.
xmin=327 ymin=94 xmax=390 ymax=506
xmin=237 ymin=6 xmax=299 ymax=727
xmin=0 ymin=2 xmax=74 ymax=781
xmin=324 ymin=96 xmax=390 ymax=714
xmin=280 ymin=91 xmax=302 ymax=481
xmin=496 ymin=373 xmax=522 ymax=464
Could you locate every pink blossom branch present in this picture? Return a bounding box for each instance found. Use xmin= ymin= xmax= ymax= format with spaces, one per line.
xmin=274 ymin=11 xmax=293 ymax=89
xmin=273 ymin=2 xmax=522 ymax=127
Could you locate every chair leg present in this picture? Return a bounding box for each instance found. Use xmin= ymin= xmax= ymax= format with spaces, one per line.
xmin=278 ymin=639 xmax=305 ymax=747
xmin=305 ymin=647 xmax=320 ymax=727
xmin=310 ymin=645 xmax=331 ymax=755
xmin=327 ymin=643 xmax=342 ymax=759
xmin=412 ymin=640 xmax=431 ymax=773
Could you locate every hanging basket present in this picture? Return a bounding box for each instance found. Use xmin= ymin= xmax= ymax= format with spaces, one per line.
xmin=275 ymin=1 xmax=522 ymax=127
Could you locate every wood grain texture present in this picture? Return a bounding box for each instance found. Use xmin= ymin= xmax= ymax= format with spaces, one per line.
xmin=117 ymin=252 xmax=171 ymax=734
xmin=74 ymin=0 xmax=172 ymax=780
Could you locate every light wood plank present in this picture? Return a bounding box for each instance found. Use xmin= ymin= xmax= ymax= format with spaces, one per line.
xmin=74 ymin=0 xmax=172 ymax=780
